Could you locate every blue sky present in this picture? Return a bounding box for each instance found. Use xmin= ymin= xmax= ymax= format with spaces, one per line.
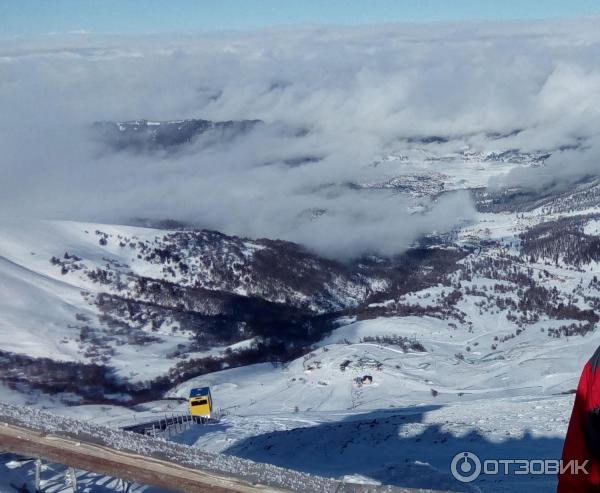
xmin=2 ymin=0 xmax=600 ymax=37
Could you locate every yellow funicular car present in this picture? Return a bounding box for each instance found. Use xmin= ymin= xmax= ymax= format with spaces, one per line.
xmin=188 ymin=387 xmax=212 ymax=421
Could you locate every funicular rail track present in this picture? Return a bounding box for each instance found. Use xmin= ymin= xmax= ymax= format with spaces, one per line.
xmin=120 ymin=411 xmax=202 ymax=437
xmin=0 ymin=404 xmax=454 ymax=493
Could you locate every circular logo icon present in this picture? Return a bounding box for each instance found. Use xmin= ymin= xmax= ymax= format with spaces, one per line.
xmin=451 ymin=451 xmax=482 ymax=483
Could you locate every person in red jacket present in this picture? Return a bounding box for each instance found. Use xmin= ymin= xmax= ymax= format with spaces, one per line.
xmin=558 ymin=348 xmax=600 ymax=492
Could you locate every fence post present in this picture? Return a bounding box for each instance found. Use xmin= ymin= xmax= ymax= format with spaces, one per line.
xmin=67 ymin=467 xmax=77 ymax=492
xmin=35 ymin=458 xmax=41 ymax=492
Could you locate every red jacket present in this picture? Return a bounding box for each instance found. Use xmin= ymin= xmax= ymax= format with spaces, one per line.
xmin=559 ymin=349 xmax=600 ymax=492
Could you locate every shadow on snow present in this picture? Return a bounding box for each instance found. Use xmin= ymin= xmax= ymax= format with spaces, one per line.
xmin=223 ymin=405 xmax=565 ymax=493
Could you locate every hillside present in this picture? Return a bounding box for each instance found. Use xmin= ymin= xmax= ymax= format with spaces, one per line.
xmin=4 ymin=178 xmax=600 ymax=490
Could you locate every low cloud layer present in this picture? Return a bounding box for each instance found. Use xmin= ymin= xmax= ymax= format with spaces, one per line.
xmin=1 ymin=19 xmax=599 ymax=257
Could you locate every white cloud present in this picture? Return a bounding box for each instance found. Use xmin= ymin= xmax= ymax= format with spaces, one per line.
xmin=0 ymin=19 xmax=599 ymax=257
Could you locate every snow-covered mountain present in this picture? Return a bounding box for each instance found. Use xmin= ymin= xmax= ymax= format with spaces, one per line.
xmin=0 ymin=217 xmax=460 ymax=403
xmin=3 ymin=143 xmax=600 ymax=491
xmin=6 ymin=12 xmax=600 ymax=492
xmin=94 ymin=118 xmax=262 ymax=151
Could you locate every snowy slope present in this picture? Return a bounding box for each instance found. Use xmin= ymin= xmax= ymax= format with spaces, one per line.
xmin=4 ymin=177 xmax=600 ymax=491
xmin=170 ymin=309 xmax=591 ymax=414
xmin=160 ymin=201 xmax=600 ymax=492
xmin=0 ymin=220 xmax=203 ymax=382
xmin=157 ymin=308 xmax=587 ymax=492
xmin=0 ymin=218 xmax=386 ymax=390
xmin=162 ymin=324 xmax=578 ymax=492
